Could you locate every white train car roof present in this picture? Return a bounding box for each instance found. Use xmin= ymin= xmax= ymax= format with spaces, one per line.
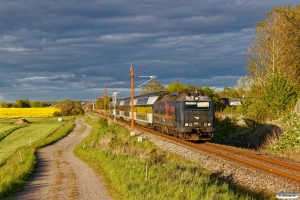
xmin=115 ymin=91 xmax=169 ymax=106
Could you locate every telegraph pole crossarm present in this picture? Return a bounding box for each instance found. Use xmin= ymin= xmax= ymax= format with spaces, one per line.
xmin=130 ymin=64 xmax=156 ymax=137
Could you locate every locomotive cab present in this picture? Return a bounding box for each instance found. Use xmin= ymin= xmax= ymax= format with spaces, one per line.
xmin=182 ymin=100 xmax=214 ymax=139
xmin=153 ymin=91 xmax=215 ymax=141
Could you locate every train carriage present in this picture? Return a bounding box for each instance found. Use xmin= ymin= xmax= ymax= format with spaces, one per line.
xmin=111 ymin=91 xmax=168 ymax=126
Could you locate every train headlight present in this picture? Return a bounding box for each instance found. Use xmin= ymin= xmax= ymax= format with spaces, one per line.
xmin=208 ymin=123 xmax=211 ymax=126
xmin=189 ymin=123 xmax=192 ymax=126
xmin=204 ymin=123 xmax=207 ymax=126
xmin=185 ymin=123 xmax=189 ymax=126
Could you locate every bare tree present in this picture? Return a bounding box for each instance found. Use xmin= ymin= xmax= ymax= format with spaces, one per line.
xmin=141 ymin=80 xmax=165 ymax=95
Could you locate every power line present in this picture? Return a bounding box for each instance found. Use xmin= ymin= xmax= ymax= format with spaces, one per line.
xmin=136 ymin=27 xmax=251 ymax=75
xmin=184 ymin=64 xmax=245 ymax=81
xmin=138 ymin=0 xmax=251 ymax=64
xmin=156 ymin=49 xmax=245 ymax=78
xmin=167 ymin=0 xmax=251 ymax=49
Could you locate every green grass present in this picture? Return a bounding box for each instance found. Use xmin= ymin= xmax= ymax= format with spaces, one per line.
xmin=74 ymin=116 xmax=275 ymax=200
xmin=0 ymin=125 xmax=19 ymax=134
xmin=0 ymin=125 xmax=23 ymax=141
xmin=0 ymin=117 xmax=75 ymax=198
xmin=0 ymin=124 xmax=61 ymax=163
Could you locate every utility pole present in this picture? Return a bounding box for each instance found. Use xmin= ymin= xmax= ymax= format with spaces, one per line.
xmin=130 ymin=64 xmax=135 ymax=136
xmin=104 ymin=87 xmax=106 ymax=118
xmin=129 ymin=64 xmax=156 ymax=136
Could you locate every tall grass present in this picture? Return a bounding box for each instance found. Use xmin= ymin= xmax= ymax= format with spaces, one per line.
xmin=0 ymin=117 xmax=75 ymax=198
xmin=212 ymin=117 xmax=281 ymax=150
xmin=213 ymin=113 xmax=300 ymax=161
xmin=74 ymin=116 xmax=275 ymax=200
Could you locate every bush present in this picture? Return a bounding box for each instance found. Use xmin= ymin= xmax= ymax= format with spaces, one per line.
xmin=52 ymin=111 xmax=63 ymax=116
xmin=54 ymin=99 xmax=84 ymax=116
xmin=98 ymin=117 xmax=108 ymax=127
xmin=215 ymin=117 xmax=238 ymax=138
xmin=272 ymin=113 xmax=300 ymax=151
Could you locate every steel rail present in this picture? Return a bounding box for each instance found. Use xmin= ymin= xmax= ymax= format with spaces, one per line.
xmin=146 ymin=130 xmax=300 ymax=182
xmin=206 ymin=142 xmax=300 ymax=172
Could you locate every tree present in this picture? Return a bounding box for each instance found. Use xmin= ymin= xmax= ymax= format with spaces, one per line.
xmin=30 ymin=101 xmax=47 ymax=108
xmin=0 ymin=102 xmax=9 ymax=108
xmin=70 ymin=100 xmax=84 ymax=115
xmin=262 ymin=74 xmax=297 ymax=119
xmin=198 ymin=86 xmax=222 ymax=111
xmin=245 ymin=5 xmax=300 ymax=91
xmin=141 ymin=80 xmax=165 ymax=95
xmin=165 ymin=80 xmax=186 ymax=92
xmin=243 ymin=5 xmax=300 ymax=121
xmin=219 ymin=86 xmax=240 ymax=98
xmin=15 ymin=99 xmax=30 ymax=108
xmin=234 ymin=76 xmax=253 ymax=97
xmin=96 ymin=97 xmax=111 ymax=110
xmin=54 ymin=99 xmax=84 ymax=116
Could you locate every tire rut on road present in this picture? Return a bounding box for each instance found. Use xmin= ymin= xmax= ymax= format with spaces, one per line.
xmin=14 ymin=118 xmax=111 ymax=200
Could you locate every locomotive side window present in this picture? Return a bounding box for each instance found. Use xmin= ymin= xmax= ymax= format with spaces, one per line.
xmin=185 ymin=102 xmax=210 ymax=110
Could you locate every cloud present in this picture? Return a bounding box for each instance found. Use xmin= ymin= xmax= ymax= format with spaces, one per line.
xmin=0 ymin=0 xmax=299 ymax=101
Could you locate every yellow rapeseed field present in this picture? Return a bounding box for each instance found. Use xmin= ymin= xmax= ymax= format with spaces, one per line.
xmin=0 ymin=108 xmax=61 ymax=118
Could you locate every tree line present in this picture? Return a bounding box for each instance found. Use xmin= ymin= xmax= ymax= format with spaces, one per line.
xmin=0 ymin=99 xmax=56 ymax=108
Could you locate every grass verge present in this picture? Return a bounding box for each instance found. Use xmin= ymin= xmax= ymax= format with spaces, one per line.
xmin=0 ymin=117 xmax=75 ymax=198
xmin=213 ymin=113 xmax=300 ymax=162
xmin=74 ymin=116 xmax=275 ymax=200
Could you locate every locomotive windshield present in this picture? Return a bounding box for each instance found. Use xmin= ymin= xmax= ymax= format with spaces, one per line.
xmin=185 ymin=101 xmax=210 ymax=110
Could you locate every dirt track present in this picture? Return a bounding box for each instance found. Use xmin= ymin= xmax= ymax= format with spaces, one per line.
xmin=14 ymin=118 xmax=112 ymax=200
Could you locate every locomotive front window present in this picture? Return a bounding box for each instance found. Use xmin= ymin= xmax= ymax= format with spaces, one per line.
xmin=185 ymin=102 xmax=210 ymax=110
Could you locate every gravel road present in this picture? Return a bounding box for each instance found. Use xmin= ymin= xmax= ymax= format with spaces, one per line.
xmin=14 ymin=118 xmax=112 ymax=200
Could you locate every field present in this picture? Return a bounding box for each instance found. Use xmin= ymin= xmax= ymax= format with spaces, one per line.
xmin=0 ymin=118 xmax=63 ymax=164
xmin=0 ymin=117 xmax=75 ymax=197
xmin=0 ymin=108 xmax=61 ymax=118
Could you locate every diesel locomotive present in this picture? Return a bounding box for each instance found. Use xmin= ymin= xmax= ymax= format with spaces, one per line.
xmin=108 ymin=90 xmax=215 ymax=141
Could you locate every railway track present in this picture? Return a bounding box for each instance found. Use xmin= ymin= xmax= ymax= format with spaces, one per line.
xmin=203 ymin=142 xmax=300 ymax=182
xmin=96 ymin=113 xmax=300 ymax=184
xmin=148 ymin=127 xmax=300 ymax=183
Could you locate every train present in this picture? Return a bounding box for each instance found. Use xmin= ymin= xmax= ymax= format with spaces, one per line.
xmin=108 ymin=90 xmax=215 ymax=141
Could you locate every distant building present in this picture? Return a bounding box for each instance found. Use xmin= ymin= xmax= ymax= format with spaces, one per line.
xmin=221 ymin=98 xmax=243 ymax=107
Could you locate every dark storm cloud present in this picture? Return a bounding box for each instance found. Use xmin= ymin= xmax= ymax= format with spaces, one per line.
xmin=0 ymin=0 xmax=298 ymax=101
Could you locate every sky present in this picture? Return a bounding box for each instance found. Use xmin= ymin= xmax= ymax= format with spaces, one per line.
xmin=0 ymin=0 xmax=299 ymax=102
